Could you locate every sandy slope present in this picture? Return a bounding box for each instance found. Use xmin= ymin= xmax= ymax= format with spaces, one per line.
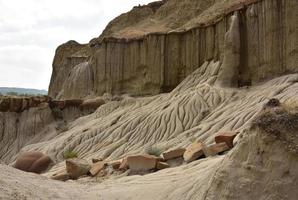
xmin=1 ymin=60 xmax=298 ymax=199
xmin=1 ymin=120 xmax=297 ymax=200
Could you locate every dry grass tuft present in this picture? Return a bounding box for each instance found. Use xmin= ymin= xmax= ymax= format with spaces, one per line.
xmin=63 ymin=151 xmax=78 ymax=159
xmin=252 ymin=99 xmax=298 ymax=153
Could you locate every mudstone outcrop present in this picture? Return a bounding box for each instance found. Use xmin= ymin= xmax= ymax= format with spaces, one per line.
xmin=0 ymin=0 xmax=298 ymax=199
xmin=49 ymin=0 xmax=297 ymax=99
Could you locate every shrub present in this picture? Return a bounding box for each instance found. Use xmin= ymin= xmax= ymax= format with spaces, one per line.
xmin=63 ymin=151 xmax=78 ymax=159
xmin=145 ymin=145 xmax=165 ymax=157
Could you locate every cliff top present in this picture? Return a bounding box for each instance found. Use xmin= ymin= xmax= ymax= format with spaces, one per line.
xmin=90 ymin=0 xmax=260 ymax=44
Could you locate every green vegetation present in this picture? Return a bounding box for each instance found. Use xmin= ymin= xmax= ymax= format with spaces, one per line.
xmin=63 ymin=151 xmax=78 ymax=159
xmin=0 ymin=87 xmax=47 ymax=96
xmin=4 ymin=92 xmax=45 ymax=97
xmin=6 ymin=92 xmax=18 ymax=96
xmin=145 ymin=145 xmax=165 ymax=157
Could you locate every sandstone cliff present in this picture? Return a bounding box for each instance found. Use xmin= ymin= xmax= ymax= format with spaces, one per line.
xmin=49 ymin=0 xmax=297 ymax=99
xmin=1 ymin=0 xmax=298 ymax=199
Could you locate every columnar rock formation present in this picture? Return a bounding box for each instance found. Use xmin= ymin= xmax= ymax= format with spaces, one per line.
xmin=1 ymin=0 xmax=298 ymax=199
xmin=49 ymin=0 xmax=298 ymax=99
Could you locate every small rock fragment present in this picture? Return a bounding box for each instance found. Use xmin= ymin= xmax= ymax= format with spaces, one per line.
xmin=51 ymin=172 xmax=71 ymax=181
xmin=89 ymin=161 xmax=107 ymax=176
xmin=119 ymin=158 xmax=128 ymax=171
xmin=203 ymin=142 xmax=230 ymax=157
xmin=183 ymin=141 xmax=205 ymax=163
xmin=156 ymin=161 xmax=170 ymax=170
xmin=215 ymin=131 xmax=239 ymax=148
xmin=66 ymin=158 xmax=91 ymax=179
xmin=162 ymin=148 xmax=185 ymax=161
xmin=233 ymin=132 xmax=241 ymax=146
xmin=127 ymin=155 xmax=158 ymax=172
xmin=92 ymin=158 xmax=103 ymax=163
xmin=108 ymin=159 xmax=122 ymax=169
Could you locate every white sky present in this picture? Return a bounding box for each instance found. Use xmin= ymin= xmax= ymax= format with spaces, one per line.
xmin=0 ymin=0 xmax=153 ymax=90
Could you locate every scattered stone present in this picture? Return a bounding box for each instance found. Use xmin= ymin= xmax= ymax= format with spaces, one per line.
xmin=233 ymin=132 xmax=241 ymax=146
xmin=51 ymin=172 xmax=71 ymax=181
xmin=66 ymin=158 xmax=91 ymax=179
xmin=183 ymin=141 xmax=205 ymax=163
xmin=95 ymin=168 xmax=108 ymax=177
xmin=127 ymin=155 xmax=158 ymax=172
xmin=119 ymin=158 xmax=128 ymax=171
xmin=167 ymin=157 xmax=184 ymax=167
xmin=89 ymin=161 xmax=107 ymax=177
xmin=14 ymin=151 xmax=52 ymax=174
xmin=92 ymin=158 xmax=103 ymax=163
xmin=203 ymin=142 xmax=230 ymax=157
xmin=146 ymin=155 xmax=164 ymax=162
xmin=108 ymin=159 xmax=122 ymax=169
xmin=156 ymin=161 xmax=170 ymax=170
xmin=215 ymin=131 xmax=239 ymax=148
xmin=162 ymin=148 xmax=185 ymax=161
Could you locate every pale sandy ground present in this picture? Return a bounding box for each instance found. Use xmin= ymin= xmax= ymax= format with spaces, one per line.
xmin=1 ymin=124 xmax=297 ymax=200
xmin=0 ymin=156 xmax=222 ymax=200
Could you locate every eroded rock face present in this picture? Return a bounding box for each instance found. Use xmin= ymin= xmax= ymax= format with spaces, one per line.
xmin=48 ymin=0 xmax=298 ymax=99
xmin=0 ymin=96 xmax=100 ymax=164
xmin=0 ymin=106 xmax=55 ymax=163
xmin=205 ymin=128 xmax=298 ymax=200
xmin=0 ymin=0 xmax=297 ymax=199
xmin=215 ymin=12 xmax=240 ymax=87
xmin=0 ymin=96 xmax=50 ymax=113
xmin=49 ymin=41 xmax=91 ymax=99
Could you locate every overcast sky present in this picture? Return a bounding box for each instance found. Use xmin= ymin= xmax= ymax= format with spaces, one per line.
xmin=0 ymin=0 xmax=153 ymax=90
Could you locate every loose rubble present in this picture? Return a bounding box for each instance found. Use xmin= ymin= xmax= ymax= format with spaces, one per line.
xmin=47 ymin=131 xmax=239 ymax=181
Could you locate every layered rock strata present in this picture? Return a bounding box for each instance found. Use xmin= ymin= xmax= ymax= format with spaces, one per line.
xmin=49 ymin=0 xmax=298 ymax=99
xmin=0 ymin=97 xmax=105 ymax=163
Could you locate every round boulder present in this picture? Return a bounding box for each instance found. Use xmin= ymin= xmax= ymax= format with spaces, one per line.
xmin=14 ymin=151 xmax=52 ymax=174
